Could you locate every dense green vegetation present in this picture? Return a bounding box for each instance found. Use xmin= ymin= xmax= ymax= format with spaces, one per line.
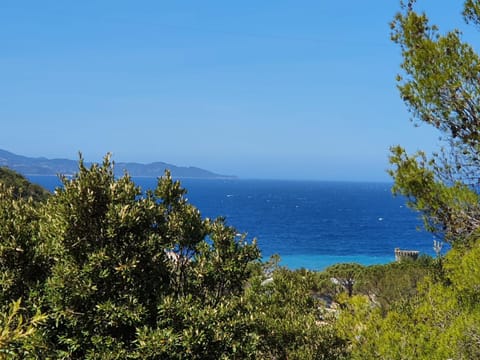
xmin=0 ymin=157 xmax=477 ymax=358
xmin=0 ymin=159 xmax=348 ymax=359
xmin=0 ymin=157 xmax=475 ymax=358
xmin=0 ymin=167 xmax=50 ymax=202
xmin=3 ymin=1 xmax=480 ymax=358
xmin=336 ymin=0 xmax=480 ymax=357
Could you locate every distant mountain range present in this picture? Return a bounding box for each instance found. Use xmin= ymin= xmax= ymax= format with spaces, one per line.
xmin=0 ymin=149 xmax=235 ymax=179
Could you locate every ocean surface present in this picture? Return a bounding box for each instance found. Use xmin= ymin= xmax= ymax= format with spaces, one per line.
xmin=28 ymin=176 xmax=438 ymax=270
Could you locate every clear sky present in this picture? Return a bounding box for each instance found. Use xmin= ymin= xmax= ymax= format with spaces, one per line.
xmin=0 ymin=1 xmax=466 ymax=181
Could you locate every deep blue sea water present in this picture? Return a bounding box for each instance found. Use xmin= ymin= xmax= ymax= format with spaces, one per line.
xmin=28 ymin=176 xmax=437 ymax=270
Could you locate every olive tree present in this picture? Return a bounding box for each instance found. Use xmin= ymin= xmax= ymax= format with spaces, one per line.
xmin=28 ymin=155 xmax=260 ymax=358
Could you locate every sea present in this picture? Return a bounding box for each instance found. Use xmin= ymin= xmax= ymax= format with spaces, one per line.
xmin=28 ymin=176 xmax=439 ymax=271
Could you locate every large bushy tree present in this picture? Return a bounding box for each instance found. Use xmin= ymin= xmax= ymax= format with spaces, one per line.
xmin=0 ymin=159 xmax=348 ymax=359
xmin=0 ymin=157 xmax=262 ymax=358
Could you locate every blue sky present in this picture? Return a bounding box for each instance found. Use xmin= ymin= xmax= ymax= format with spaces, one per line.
xmin=0 ymin=1 xmax=466 ymax=180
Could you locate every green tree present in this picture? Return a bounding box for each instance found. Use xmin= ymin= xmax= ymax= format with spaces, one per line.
xmin=0 ymin=299 xmax=47 ymax=359
xmin=323 ymin=263 xmax=364 ymax=297
xmin=0 ymin=170 xmax=50 ymax=358
xmin=4 ymin=155 xmax=354 ymax=358
xmin=337 ymin=240 xmax=480 ymax=359
xmin=245 ymin=268 xmax=347 ymax=360
xmin=333 ymin=1 xmax=480 ymax=358
xmin=389 ymin=0 xmax=480 ymax=246
xmin=0 ymin=184 xmax=49 ymax=308
xmin=0 ymin=167 xmax=50 ymax=202
xmin=355 ymin=257 xmax=435 ymax=312
xmin=32 ymin=155 xmax=260 ymax=358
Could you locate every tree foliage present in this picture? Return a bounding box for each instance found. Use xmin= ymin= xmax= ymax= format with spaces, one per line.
xmin=0 ymin=159 xmax=350 ymax=359
xmin=0 ymin=167 xmax=50 ymax=202
xmin=0 ymin=299 xmax=47 ymax=359
xmin=323 ymin=263 xmax=364 ymax=297
xmin=245 ymin=268 xmax=348 ymax=360
xmin=332 ymin=3 xmax=480 ymax=357
xmin=0 ymin=157 xmax=265 ymax=358
xmin=389 ymin=0 xmax=480 ymax=245
xmin=5 ymin=1 xmax=480 ymax=357
xmin=337 ymin=241 xmax=480 ymax=359
xmin=355 ymin=256 xmax=435 ymax=312
xmin=333 ymin=1 xmax=480 ymax=358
